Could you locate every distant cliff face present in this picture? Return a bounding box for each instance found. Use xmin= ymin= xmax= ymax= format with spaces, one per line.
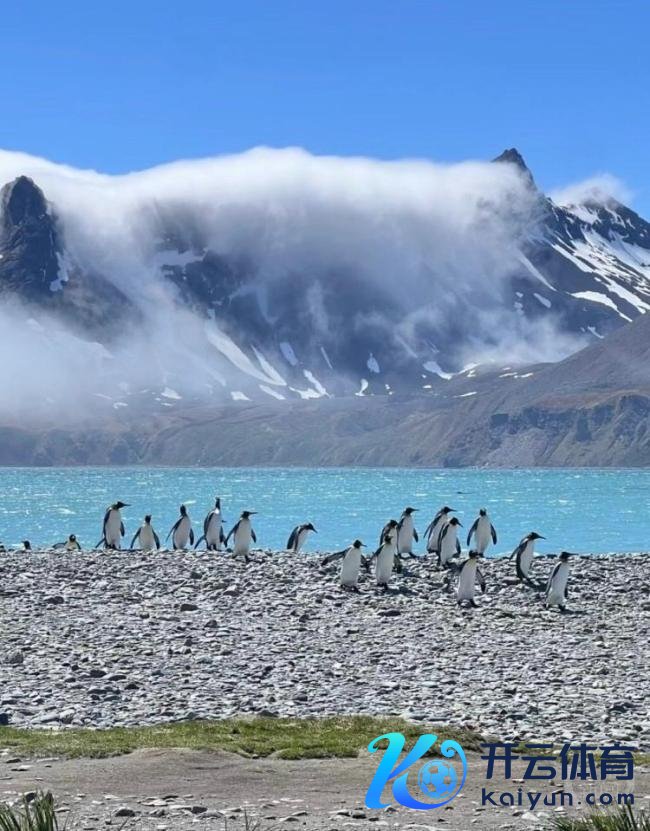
xmin=0 ymin=312 xmax=647 ymax=467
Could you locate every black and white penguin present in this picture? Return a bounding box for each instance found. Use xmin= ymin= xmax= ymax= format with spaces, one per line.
xmin=372 ymin=530 xmax=397 ymax=590
xmin=287 ymin=522 xmax=317 ymax=553
xmin=545 ymin=551 xmax=575 ymax=611
xmin=225 ymin=510 xmax=257 ymax=560
xmin=130 ymin=515 xmax=160 ymax=552
xmin=166 ymin=505 xmax=194 ymax=550
xmin=98 ymin=501 xmax=129 ymax=550
xmin=21 ymin=540 xmax=32 ymax=551
xmin=424 ymin=506 xmax=455 ymax=554
xmin=438 ymin=516 xmax=462 ymax=566
xmin=396 ymin=507 xmax=419 ymax=555
xmin=511 ymin=531 xmax=545 ymax=581
xmin=195 ymin=497 xmax=227 ymax=551
xmin=53 ymin=534 xmax=81 ymax=551
xmin=321 ymin=539 xmax=366 ymax=591
xmin=378 ymin=518 xmax=399 ymax=546
xmin=457 ymin=550 xmax=487 ymax=607
xmin=467 ymin=508 xmax=497 ymax=554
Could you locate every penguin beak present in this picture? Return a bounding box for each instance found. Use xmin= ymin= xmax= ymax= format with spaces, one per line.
xmin=538 ymin=535 xmax=546 ymax=540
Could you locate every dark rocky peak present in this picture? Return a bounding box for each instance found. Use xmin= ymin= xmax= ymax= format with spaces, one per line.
xmin=0 ymin=175 xmax=62 ymax=298
xmin=1 ymin=176 xmax=49 ymax=229
xmin=493 ymin=147 xmax=535 ymax=187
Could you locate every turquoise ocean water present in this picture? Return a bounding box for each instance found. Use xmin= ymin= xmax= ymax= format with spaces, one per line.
xmin=0 ymin=467 xmax=647 ymax=555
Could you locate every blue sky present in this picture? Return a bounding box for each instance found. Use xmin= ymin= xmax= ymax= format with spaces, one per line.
xmin=1 ymin=0 xmax=649 ymax=212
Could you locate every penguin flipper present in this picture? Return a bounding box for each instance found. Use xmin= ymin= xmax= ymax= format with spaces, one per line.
xmin=129 ymin=529 xmax=141 ymax=549
xmin=321 ymin=549 xmax=346 ymax=566
xmin=166 ymin=517 xmax=181 ymax=542
xmin=467 ymin=518 xmax=478 ymax=546
xmin=287 ymin=527 xmax=298 ymax=550
xmin=477 ymin=567 xmax=487 ymax=593
xmin=194 ymin=534 xmax=206 ymax=550
xmin=413 ymin=529 xmax=419 ymax=542
xmin=95 ymin=536 xmax=106 ymax=549
xmin=515 ymin=558 xmax=525 ymax=581
xmin=491 ymin=525 xmax=498 ymax=544
xmin=546 ymin=562 xmax=560 ymax=596
xmin=220 ymin=527 xmax=227 ymax=544
xmin=153 ymin=531 xmax=160 ymax=549
xmin=456 ymin=538 xmax=461 ymax=556
xmin=102 ymin=509 xmax=110 ymax=537
xmin=251 ymin=528 xmax=257 ymax=543
xmin=120 ymin=521 xmax=125 ymax=537
xmin=203 ymin=513 xmax=212 ymax=537
xmin=189 ymin=529 xmax=195 ymax=546
xmin=510 ymin=539 xmax=526 ymax=561
xmin=225 ymin=520 xmax=239 ymax=545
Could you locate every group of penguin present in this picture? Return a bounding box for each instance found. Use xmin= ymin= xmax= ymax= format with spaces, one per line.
xmin=4 ymin=500 xmax=575 ymax=612
xmin=96 ymin=498 xmax=259 ymax=559
xmin=321 ymin=506 xmax=573 ymax=611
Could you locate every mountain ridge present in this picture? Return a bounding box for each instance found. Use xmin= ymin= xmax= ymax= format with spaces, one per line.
xmin=0 ymin=146 xmax=648 ymax=466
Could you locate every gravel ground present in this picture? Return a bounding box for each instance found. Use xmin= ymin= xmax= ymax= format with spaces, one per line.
xmin=2 ymin=748 xmax=649 ymax=831
xmin=1 ymin=549 xmax=649 ymax=745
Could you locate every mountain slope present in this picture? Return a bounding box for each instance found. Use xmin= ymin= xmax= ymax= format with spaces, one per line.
xmin=0 ymin=148 xmax=649 ymax=415
xmin=0 ymin=307 xmax=647 ymax=467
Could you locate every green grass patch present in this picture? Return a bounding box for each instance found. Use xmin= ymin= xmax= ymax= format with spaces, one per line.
xmin=0 ymin=716 xmax=482 ymax=761
xmin=0 ymin=792 xmax=58 ymax=831
xmin=550 ymin=805 xmax=650 ymax=830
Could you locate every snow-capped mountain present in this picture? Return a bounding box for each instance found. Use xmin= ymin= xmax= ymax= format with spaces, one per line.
xmin=0 ymin=147 xmax=649 ymax=416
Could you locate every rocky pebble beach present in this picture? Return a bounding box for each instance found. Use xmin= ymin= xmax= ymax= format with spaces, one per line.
xmin=1 ymin=549 xmax=649 ymax=746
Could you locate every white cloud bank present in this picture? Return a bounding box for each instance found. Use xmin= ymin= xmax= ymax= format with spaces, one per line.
xmin=0 ymin=146 xmax=621 ymax=419
xmin=550 ymin=173 xmax=632 ymax=208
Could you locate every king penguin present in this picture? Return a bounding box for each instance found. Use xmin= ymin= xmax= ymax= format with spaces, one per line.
xmin=545 ymin=551 xmax=575 ymax=612
xmin=372 ymin=530 xmax=397 ymax=590
xmin=21 ymin=540 xmax=32 ymax=551
xmin=98 ymin=501 xmax=129 ymax=550
xmin=166 ymin=505 xmax=194 ymax=550
xmin=225 ymin=510 xmax=257 ymax=560
xmin=130 ymin=515 xmax=160 ymax=552
xmin=321 ymin=539 xmax=366 ymax=591
xmin=195 ymin=497 xmax=227 ymax=551
xmin=287 ymin=522 xmax=317 ymax=553
xmin=379 ymin=518 xmax=399 ymax=547
xmin=396 ymin=507 xmax=419 ymax=555
xmin=467 ymin=508 xmax=497 ymax=554
xmin=457 ymin=550 xmax=487 ymax=607
xmin=424 ymin=506 xmax=455 ymax=554
xmin=438 ymin=516 xmax=463 ymax=567
xmin=511 ymin=531 xmax=545 ymax=581
xmin=53 ymin=534 xmax=81 ymax=551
